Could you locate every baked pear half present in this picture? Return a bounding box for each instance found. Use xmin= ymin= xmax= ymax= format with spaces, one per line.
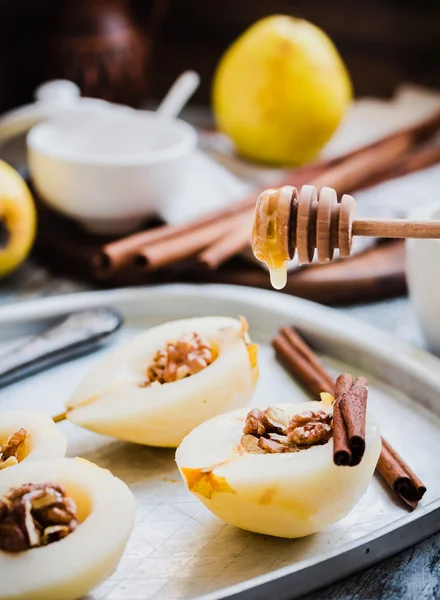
xmin=65 ymin=317 xmax=258 ymax=447
xmin=0 ymin=457 xmax=135 ymax=600
xmin=0 ymin=411 xmax=66 ymax=471
xmin=176 ymin=401 xmax=381 ymax=538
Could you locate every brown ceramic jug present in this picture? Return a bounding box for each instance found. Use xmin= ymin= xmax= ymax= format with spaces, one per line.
xmin=44 ymin=0 xmax=168 ymax=107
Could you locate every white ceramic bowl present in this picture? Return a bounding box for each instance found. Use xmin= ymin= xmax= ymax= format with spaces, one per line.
xmin=27 ymin=109 xmax=197 ymax=234
xmin=406 ymin=205 xmax=440 ymax=354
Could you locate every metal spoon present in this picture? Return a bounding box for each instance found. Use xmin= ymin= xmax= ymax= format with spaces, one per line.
xmin=0 ymin=307 xmax=122 ymax=388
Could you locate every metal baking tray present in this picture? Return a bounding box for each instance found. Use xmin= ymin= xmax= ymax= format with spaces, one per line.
xmin=1 ymin=284 xmax=439 ymax=600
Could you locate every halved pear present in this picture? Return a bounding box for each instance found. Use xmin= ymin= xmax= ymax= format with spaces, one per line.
xmin=65 ymin=317 xmax=258 ymax=447
xmin=176 ymin=401 xmax=381 ymax=538
xmin=0 ymin=457 xmax=135 ymax=600
xmin=0 ymin=411 xmax=66 ymax=470
xmin=0 ymin=160 xmax=37 ymax=279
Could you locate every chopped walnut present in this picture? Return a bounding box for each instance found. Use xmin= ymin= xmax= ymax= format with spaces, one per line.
xmin=145 ymin=332 xmax=214 ymax=385
xmin=0 ymin=428 xmax=26 ymax=470
xmin=241 ymin=407 xmax=333 ymax=454
xmin=0 ymin=482 xmax=78 ymax=553
xmin=240 ymin=434 xmax=265 ymax=453
xmin=287 ymin=411 xmax=333 ymax=446
xmin=258 ymin=436 xmax=297 ymax=454
xmin=288 ymin=410 xmax=332 ymax=431
xmin=243 ymin=406 xmax=289 ymax=437
xmin=243 ymin=409 xmax=266 ymax=436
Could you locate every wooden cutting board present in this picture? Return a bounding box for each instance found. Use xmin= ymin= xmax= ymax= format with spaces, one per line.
xmin=282 ymin=241 xmax=406 ymax=305
xmin=197 ymin=241 xmax=406 ymax=306
xmin=34 ymin=196 xmax=406 ymax=306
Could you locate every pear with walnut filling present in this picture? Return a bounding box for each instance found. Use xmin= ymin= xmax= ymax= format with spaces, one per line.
xmin=65 ymin=317 xmax=258 ymax=447
xmin=0 ymin=411 xmax=66 ymax=471
xmin=0 ymin=457 xmax=135 ymax=600
xmin=176 ymin=401 xmax=381 ymax=538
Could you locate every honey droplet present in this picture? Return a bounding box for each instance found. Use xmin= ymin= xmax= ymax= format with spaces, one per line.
xmin=269 ymin=266 xmax=288 ymax=290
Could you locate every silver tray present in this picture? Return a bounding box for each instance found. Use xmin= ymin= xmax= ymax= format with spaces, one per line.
xmin=1 ymin=284 xmax=440 ymax=600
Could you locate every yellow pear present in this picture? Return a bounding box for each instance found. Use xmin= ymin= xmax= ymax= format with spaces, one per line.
xmin=0 ymin=458 xmax=135 ymax=600
xmin=0 ymin=410 xmax=66 ymax=471
xmin=66 ymin=317 xmax=259 ymax=447
xmin=177 ymin=402 xmax=381 ymax=538
xmin=0 ymin=160 xmax=37 ymax=278
xmin=212 ymin=15 xmax=352 ymax=165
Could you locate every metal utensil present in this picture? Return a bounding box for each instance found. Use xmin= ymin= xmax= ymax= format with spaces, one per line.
xmin=0 ymin=307 xmax=122 ymax=388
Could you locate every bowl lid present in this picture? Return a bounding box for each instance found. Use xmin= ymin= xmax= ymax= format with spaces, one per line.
xmin=0 ymin=80 xmax=119 ymax=148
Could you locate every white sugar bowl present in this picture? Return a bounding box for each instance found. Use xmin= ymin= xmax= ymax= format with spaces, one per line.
xmin=27 ymin=109 xmax=197 ymax=235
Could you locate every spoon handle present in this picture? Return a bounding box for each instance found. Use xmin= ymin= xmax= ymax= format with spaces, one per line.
xmin=0 ymin=307 xmax=122 ymax=389
xmin=156 ymin=71 xmax=200 ymax=119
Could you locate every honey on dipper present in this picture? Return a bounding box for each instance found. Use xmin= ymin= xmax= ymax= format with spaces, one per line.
xmin=253 ymin=184 xmax=440 ymax=289
xmin=252 ymin=186 xmax=294 ymax=289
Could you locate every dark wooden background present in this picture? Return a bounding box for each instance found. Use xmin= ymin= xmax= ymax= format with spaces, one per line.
xmin=0 ymin=0 xmax=439 ymax=115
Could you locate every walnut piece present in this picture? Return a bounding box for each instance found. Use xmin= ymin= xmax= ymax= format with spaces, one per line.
xmin=0 ymin=482 xmax=78 ymax=553
xmin=240 ymin=434 xmax=265 ymax=453
xmin=243 ymin=409 xmax=266 ymax=436
xmin=258 ymin=436 xmax=297 ymax=454
xmin=287 ymin=411 xmax=332 ymax=446
xmin=145 ymin=332 xmax=214 ymax=385
xmin=0 ymin=428 xmax=26 ymax=470
xmin=243 ymin=406 xmax=289 ymax=437
xmin=241 ymin=407 xmax=333 ymax=454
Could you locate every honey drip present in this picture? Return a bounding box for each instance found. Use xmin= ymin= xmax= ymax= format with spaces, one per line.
xmin=252 ymin=186 xmax=293 ymax=290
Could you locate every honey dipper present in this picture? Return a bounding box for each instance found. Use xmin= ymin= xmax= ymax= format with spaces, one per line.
xmin=252 ymin=185 xmax=440 ymax=289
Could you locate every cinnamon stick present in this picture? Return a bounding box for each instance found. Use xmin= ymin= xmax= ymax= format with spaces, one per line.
xmin=342 ymin=375 xmax=368 ymax=462
xmin=272 ymin=329 xmax=333 ymax=398
xmin=312 ymin=108 xmax=440 ymax=191
xmin=297 ymin=108 xmax=440 ymax=175
xmin=360 ymin=141 xmax=440 ymax=191
xmin=92 ymin=158 xmax=329 ymax=278
xmin=332 ymin=374 xmax=355 ymax=466
xmin=310 ymin=135 xmax=412 ymax=192
xmin=133 ymin=162 xmax=331 ymax=273
xmin=93 ymin=150 xmax=338 ymax=278
xmin=93 ymin=109 xmax=440 ymax=278
xmin=92 ymin=195 xmax=255 ymax=278
xmin=133 ymin=212 xmax=245 ymax=271
xmin=332 ymin=374 xmax=368 ymax=467
xmin=198 ymin=213 xmax=252 ymax=270
xmin=271 ymin=326 xmax=426 ymax=507
xmin=315 ymin=108 xmax=440 ymax=172
xmin=196 ymin=137 xmax=410 ymax=270
xmin=279 ymin=327 xmax=335 ymax=393
xmin=198 ymin=113 xmax=440 ymax=270
xmin=376 ymin=437 xmax=426 ymax=510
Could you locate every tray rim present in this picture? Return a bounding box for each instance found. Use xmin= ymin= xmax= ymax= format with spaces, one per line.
xmin=1 ymin=283 xmax=439 ymax=600
xmin=2 ymin=284 xmax=440 ymax=405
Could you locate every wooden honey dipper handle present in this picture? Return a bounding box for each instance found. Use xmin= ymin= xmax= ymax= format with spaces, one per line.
xmin=353 ymin=219 xmax=440 ymax=239
xmin=252 ymin=185 xmax=440 ymax=268
xmin=300 ymin=186 xmax=440 ymax=263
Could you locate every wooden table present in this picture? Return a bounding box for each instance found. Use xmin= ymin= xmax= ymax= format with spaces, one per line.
xmin=0 ymin=262 xmax=438 ymax=600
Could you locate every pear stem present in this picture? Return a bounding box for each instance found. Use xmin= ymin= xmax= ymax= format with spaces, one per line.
xmin=53 ymin=411 xmax=68 ymax=423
